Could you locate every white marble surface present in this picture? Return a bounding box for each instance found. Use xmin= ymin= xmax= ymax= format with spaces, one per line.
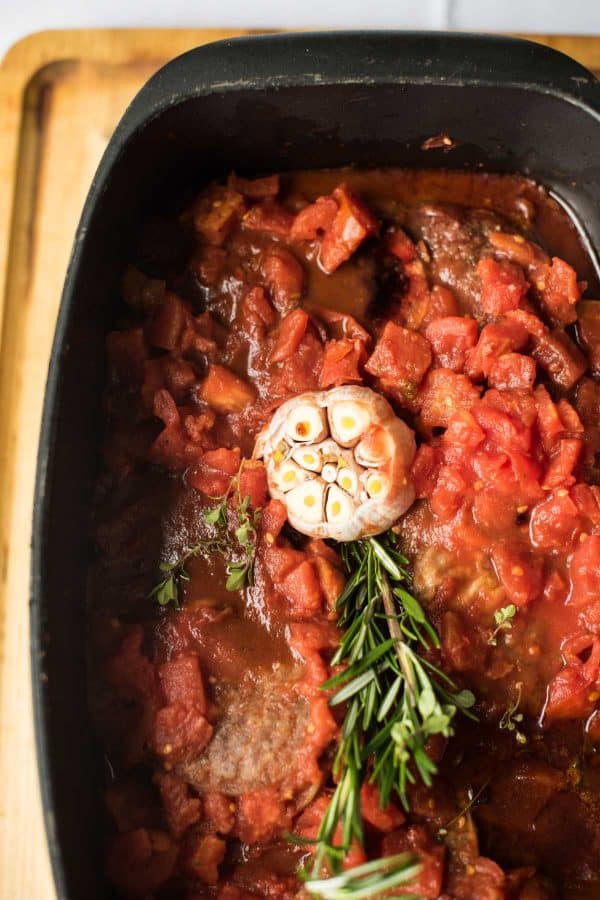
xmin=2 ymin=0 xmax=600 ymax=62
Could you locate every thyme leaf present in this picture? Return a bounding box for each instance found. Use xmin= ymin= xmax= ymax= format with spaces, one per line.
xmin=488 ymin=604 xmax=517 ymax=646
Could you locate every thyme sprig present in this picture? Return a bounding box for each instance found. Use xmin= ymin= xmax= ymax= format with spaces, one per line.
xmin=488 ymin=603 xmax=517 ymax=646
xmin=308 ymin=532 xmax=476 ymax=885
xmin=148 ymin=462 xmax=260 ymax=607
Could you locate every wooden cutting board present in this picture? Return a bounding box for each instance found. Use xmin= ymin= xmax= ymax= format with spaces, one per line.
xmin=0 ymin=28 xmax=598 ymax=900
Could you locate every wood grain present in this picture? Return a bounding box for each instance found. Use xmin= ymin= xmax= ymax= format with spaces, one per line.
xmin=0 ymin=29 xmax=597 ymax=900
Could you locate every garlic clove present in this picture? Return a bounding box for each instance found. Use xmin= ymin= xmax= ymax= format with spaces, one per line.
xmin=354 ymin=425 xmax=392 ymax=468
xmin=291 ymin=446 xmax=322 ymax=473
xmin=325 ymin=484 xmax=355 ymax=524
xmin=273 ymin=460 xmax=310 ymax=493
xmin=328 ymin=400 xmax=371 ymax=447
xmin=286 ymin=479 xmax=326 ymax=525
xmin=286 ymin=402 xmax=328 ymax=444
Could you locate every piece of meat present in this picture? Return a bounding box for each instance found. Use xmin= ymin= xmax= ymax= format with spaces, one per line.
xmin=178 ymin=672 xmax=310 ymax=796
xmin=407 ymin=204 xmax=505 ymax=314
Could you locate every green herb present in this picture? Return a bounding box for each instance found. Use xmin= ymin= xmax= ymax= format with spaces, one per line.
xmin=488 ymin=604 xmax=517 ymax=646
xmin=307 ymin=531 xmax=476 ymax=883
xmin=499 ymin=681 xmax=526 ymax=745
xmin=436 ymin=781 xmax=489 ymax=838
xmin=148 ymin=461 xmax=260 ymax=608
xmin=303 ymin=853 xmax=422 ymax=899
xmin=147 ymin=537 xmax=226 ymax=609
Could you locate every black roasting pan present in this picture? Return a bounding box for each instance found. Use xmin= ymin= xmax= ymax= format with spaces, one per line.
xmin=30 ymin=31 xmax=600 ymax=899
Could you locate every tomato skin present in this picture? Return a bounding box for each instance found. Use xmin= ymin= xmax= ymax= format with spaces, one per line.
xmin=320 ymin=337 xmax=367 ymax=387
xmin=477 ymin=257 xmax=528 ymax=315
xmin=545 ymin=665 xmax=595 ymax=720
xmin=270 ymin=309 xmax=310 ymax=363
xmin=261 ymin=247 xmax=304 ymax=314
xmin=319 ymin=184 xmax=379 ymax=273
xmin=491 ymin=544 xmax=543 ymax=608
xmin=569 ymin=535 xmax=600 ymax=608
xmin=425 ymin=316 xmax=478 ymax=372
xmin=242 ymin=286 xmax=276 ymax=332
xmin=529 ymin=489 xmax=581 ymax=551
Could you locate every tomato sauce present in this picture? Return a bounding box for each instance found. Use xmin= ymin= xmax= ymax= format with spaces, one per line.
xmin=90 ymin=167 xmax=600 ymax=899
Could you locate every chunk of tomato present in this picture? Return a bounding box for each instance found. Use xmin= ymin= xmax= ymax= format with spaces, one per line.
xmin=319 ymin=184 xmax=379 ymax=273
xmin=320 ymin=337 xmax=367 ymax=388
xmin=270 ymin=309 xmax=310 ymax=363
xmin=418 ymin=369 xmax=481 ymax=430
xmin=477 ymin=257 xmax=528 ymax=315
xmin=425 ymin=316 xmax=478 ymax=372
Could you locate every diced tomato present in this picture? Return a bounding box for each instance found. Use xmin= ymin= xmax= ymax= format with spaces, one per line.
xmin=200 ymin=364 xmax=256 ymax=414
xmin=420 ymin=284 xmax=460 ymax=330
xmin=545 ymin=665 xmax=595 ymax=720
xmin=557 ymin=398 xmax=584 ymax=434
xmin=270 ymin=309 xmax=310 ymax=363
xmin=473 ymin=400 xmax=531 ymax=454
xmin=242 ymin=200 xmax=295 ymax=237
xmin=537 ymin=257 xmax=582 ymax=324
xmin=425 ymin=316 xmax=478 ymax=372
xmin=465 ymin=318 xmax=529 ymax=381
xmin=533 ymin=384 xmax=564 ymax=452
xmin=145 ymin=293 xmax=189 ymax=351
xmin=157 ymin=773 xmax=201 ymax=838
xmin=491 ymin=544 xmax=543 ymax=608
xmin=319 ymin=184 xmax=379 ymax=273
xmin=189 ymin=446 xmax=240 ymax=498
xmin=290 ymin=196 xmax=338 ymax=241
xmin=569 ymin=535 xmax=600 ymax=608
xmin=185 ymin=833 xmax=226 ymax=884
xmin=193 ymin=188 xmax=245 ymax=245
xmin=507 ymin=450 xmax=544 ymax=505
xmin=242 ymin=286 xmax=276 ymax=331
xmin=203 ymin=446 xmax=241 ymax=473
xmin=386 ymin=227 xmax=418 ymax=263
xmin=542 ymin=438 xmax=583 ymax=490
xmin=281 ymin=560 xmax=324 ymax=619
xmin=107 ymin=329 xmax=147 ymax=385
xmin=360 ymin=783 xmax=405 ymax=832
xmin=261 ymin=248 xmax=304 ymax=314
xmin=320 ymin=337 xmax=367 ymax=387
xmin=472 ymin=486 xmax=519 ymax=533
xmin=441 ymin=410 xmax=485 ymax=464
xmin=531 ymin=327 xmax=586 ymax=391
xmin=430 ymin=465 xmax=467 ymax=520
xmin=418 ymin=369 xmax=481 ymax=430
xmin=488 ymin=231 xmax=544 ymax=269
xmin=150 ymin=391 xmax=206 ymax=469
xmin=106 ymin=829 xmax=177 ymax=896
xmin=239 ymin=461 xmax=269 ymax=508
xmin=262 ymin=544 xmax=306 ymax=582
xmin=365 ymin=321 xmax=432 ymax=398
xmin=411 ymin=444 xmax=441 ymax=498
xmin=236 ymin=788 xmax=291 ymax=844
xmin=482 ymin=386 xmax=537 ymax=427
xmin=577 ymin=300 xmax=600 ymax=373
xmin=150 ymin=703 xmax=213 ymax=764
xmin=158 ymin=656 xmax=206 ymax=714
xmin=227 ymin=173 xmax=279 ymax=199
xmin=529 ymin=489 xmax=582 ymax=550
xmin=260 ymin=499 xmax=288 ymax=541
xmin=572 ymin=484 xmax=600 ymax=526
xmin=504 ymin=308 xmax=547 ymax=340
xmin=477 ymin=257 xmax=528 ymax=315
xmin=487 ymin=352 xmax=536 ymax=391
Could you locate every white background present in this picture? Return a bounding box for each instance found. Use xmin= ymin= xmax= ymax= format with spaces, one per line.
xmin=2 ymin=0 xmax=600 ymax=63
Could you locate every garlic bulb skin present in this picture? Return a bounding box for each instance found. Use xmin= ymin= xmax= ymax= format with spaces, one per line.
xmin=254 ymin=386 xmax=416 ymax=541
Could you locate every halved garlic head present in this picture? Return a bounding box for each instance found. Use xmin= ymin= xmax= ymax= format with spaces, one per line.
xmin=254 ymin=386 xmax=416 ymax=541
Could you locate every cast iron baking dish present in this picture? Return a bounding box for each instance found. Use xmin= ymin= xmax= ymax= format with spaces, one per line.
xmin=31 ymin=31 xmax=600 ymax=899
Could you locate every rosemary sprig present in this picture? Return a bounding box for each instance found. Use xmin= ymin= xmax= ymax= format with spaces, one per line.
xmin=148 ymin=462 xmax=260 ymax=607
xmin=303 ymin=853 xmax=422 ymax=899
xmin=308 ymin=532 xmax=475 ymax=885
